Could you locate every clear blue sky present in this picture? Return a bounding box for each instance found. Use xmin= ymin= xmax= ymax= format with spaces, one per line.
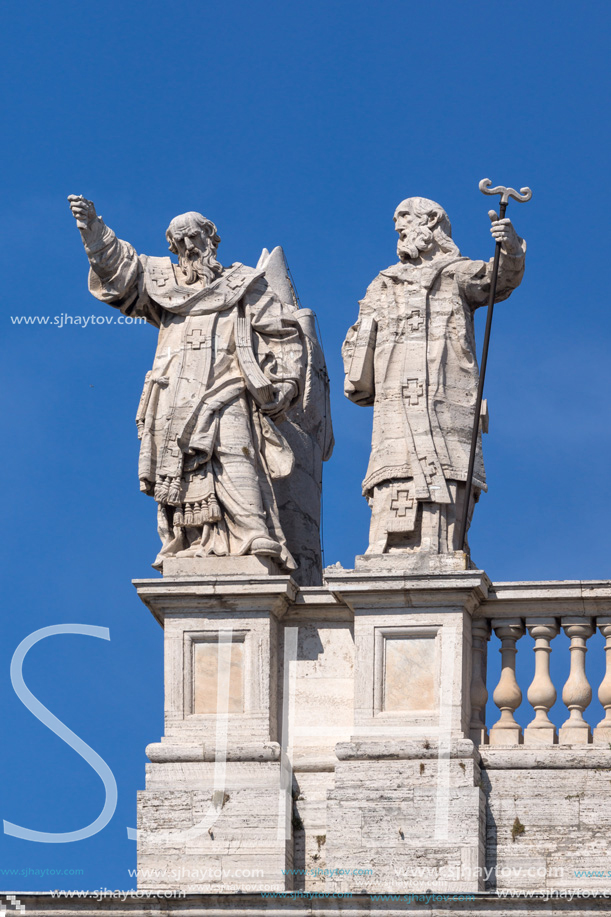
xmin=1 ymin=0 xmax=610 ymax=891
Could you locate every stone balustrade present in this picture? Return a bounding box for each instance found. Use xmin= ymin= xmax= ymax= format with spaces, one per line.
xmin=471 ymin=607 xmax=611 ymax=746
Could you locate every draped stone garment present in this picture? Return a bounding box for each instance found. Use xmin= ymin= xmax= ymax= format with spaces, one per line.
xmin=342 ymin=248 xmax=525 ymax=501
xmin=82 ymin=218 xmax=306 ymax=566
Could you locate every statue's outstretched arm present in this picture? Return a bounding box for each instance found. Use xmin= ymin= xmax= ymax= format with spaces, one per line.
xmin=68 ymin=195 xmax=140 ymax=305
xmin=457 ymin=218 xmax=527 ymax=310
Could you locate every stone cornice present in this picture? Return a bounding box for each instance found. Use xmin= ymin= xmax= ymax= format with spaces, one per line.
xmin=133 ymin=574 xmax=298 ymax=625
xmin=323 ymin=569 xmax=490 ymax=613
xmin=476 ymin=580 xmax=611 ymax=619
xmin=10 ymin=891 xmax=611 ymax=914
xmin=133 ymin=573 xmax=611 ymax=625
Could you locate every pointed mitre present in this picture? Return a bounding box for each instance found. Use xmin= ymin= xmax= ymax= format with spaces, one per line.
xmin=256 ymin=246 xmax=298 ymax=312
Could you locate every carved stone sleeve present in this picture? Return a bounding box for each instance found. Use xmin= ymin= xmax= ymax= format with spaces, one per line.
xmin=81 ymin=218 xmax=162 ymax=326
xmin=80 ymin=217 xmax=140 ymax=299
xmin=341 ymin=277 xmax=380 ymax=406
xmin=455 ymin=242 xmax=526 ymax=310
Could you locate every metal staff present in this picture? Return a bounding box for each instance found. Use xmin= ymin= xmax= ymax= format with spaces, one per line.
xmin=457 ymin=179 xmax=532 ymax=553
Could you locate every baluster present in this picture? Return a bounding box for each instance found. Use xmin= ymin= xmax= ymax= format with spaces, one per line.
xmin=559 ymin=617 xmax=593 ymax=744
xmin=489 ymin=619 xmax=525 ymax=746
xmin=470 ymin=620 xmax=490 ymax=745
xmin=594 ymin=617 xmax=611 ymax=745
xmin=524 ymin=617 xmax=559 ymax=745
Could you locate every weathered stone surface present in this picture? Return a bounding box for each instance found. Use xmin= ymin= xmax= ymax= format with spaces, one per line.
xmin=484 ymin=764 xmax=611 ymax=891
xmin=132 ymin=571 xmax=611 ymax=897
xmin=325 ymin=755 xmax=486 ymax=893
xmin=193 ymin=638 xmax=244 ymax=714
xmin=383 ymin=633 xmax=436 ymax=712
xmin=137 ymin=762 xmax=291 ymax=893
xmin=356 ymin=551 xmax=470 ymax=574
xmin=162 ymin=555 xmax=280 ymax=577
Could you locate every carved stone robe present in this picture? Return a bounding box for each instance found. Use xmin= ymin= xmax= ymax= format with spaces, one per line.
xmin=342 ymin=248 xmax=526 ymax=507
xmin=84 ymin=219 xmax=306 ymax=569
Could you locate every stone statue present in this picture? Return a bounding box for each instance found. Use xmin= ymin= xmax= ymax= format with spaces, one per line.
xmin=68 ymin=196 xmax=333 ymax=582
xmin=342 ymin=196 xmax=526 ymax=560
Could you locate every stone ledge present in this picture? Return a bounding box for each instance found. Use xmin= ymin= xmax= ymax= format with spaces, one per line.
xmin=9 ymin=891 xmax=611 ymax=915
xmin=480 ymin=747 xmax=611 ymax=769
xmin=162 ymin=555 xmax=281 ymax=577
xmin=336 ymin=738 xmax=478 ymax=760
xmin=354 ymin=551 xmax=471 ymax=574
xmin=323 ymin=568 xmax=490 ymax=612
xmin=145 ymin=742 xmax=281 ymax=763
xmin=479 ymin=581 xmax=611 ymax=618
xmin=133 ymin=574 xmax=298 ymax=624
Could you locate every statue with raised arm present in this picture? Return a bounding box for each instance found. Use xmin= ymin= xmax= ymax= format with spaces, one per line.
xmin=69 ymin=195 xmax=333 ymax=582
xmin=342 ymin=196 xmax=526 ymax=563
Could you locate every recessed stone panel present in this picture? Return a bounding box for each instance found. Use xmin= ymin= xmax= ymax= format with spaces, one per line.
xmin=383 ymin=635 xmax=436 ymax=712
xmin=193 ymin=640 xmax=244 ymax=714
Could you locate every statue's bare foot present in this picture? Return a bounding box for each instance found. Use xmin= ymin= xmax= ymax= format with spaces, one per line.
xmin=250 ymin=537 xmax=282 ymax=558
xmin=175 ymin=544 xmax=201 ymax=558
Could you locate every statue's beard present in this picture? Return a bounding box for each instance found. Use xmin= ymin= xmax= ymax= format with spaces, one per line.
xmin=397 ymin=227 xmax=435 ymax=262
xmin=179 ymin=248 xmax=220 ymax=286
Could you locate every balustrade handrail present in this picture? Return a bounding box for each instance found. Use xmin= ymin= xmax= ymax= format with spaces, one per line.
xmin=473 ymin=579 xmax=611 ymax=621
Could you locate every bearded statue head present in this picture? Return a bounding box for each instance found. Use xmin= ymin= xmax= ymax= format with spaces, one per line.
xmin=394 ymin=197 xmax=461 ymax=263
xmin=166 ymin=212 xmax=223 ymax=285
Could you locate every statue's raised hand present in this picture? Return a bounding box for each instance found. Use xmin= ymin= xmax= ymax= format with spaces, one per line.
xmin=488 ymin=211 xmax=522 ymax=256
xmin=68 ymin=194 xmax=97 ymax=230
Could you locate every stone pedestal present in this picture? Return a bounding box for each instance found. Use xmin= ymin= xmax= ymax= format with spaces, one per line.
xmin=134 ymin=567 xmax=297 ymax=893
xmin=354 ymin=551 xmax=471 ymax=576
xmin=322 ymin=565 xmax=489 ymax=893
xmin=325 ymin=740 xmax=485 ymax=894
xmin=133 ymin=561 xmax=489 ymax=894
xmin=132 ymin=564 xmax=611 ymax=900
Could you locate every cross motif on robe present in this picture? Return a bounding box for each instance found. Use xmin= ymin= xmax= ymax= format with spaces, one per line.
xmin=226 ymin=274 xmax=241 ymax=291
xmin=407 ymin=309 xmax=423 ymax=332
xmin=424 ymin=458 xmax=438 ymax=483
xmin=403 ymin=379 xmax=424 ymax=405
xmin=167 ymin=439 xmax=182 ymax=460
xmin=390 ymin=488 xmax=414 ymax=517
xmin=185 ymin=328 xmax=207 ymax=349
